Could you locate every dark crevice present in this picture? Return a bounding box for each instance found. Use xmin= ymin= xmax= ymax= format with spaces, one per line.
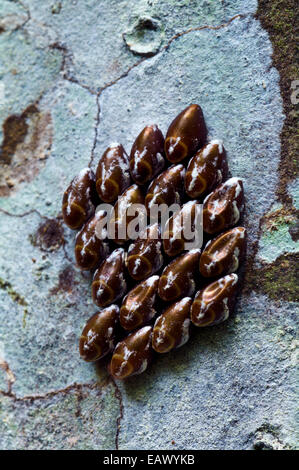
xmin=0 ymin=381 xmax=98 ymax=403
xmin=110 ymin=377 xmax=124 ymax=450
xmin=0 ymin=207 xmax=46 ymax=219
xmin=100 ymin=13 xmax=245 ymax=94
xmin=49 ymin=42 xmax=96 ymax=96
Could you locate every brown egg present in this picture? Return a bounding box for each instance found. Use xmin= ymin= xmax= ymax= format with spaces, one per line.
xmin=163 ymin=201 xmax=202 ymax=257
xmin=126 ymin=223 xmax=163 ymax=280
xmin=110 ymin=326 xmax=153 ymax=379
xmin=62 ymin=168 xmax=97 ymax=229
xmin=75 ymin=210 xmax=110 ymax=270
xmin=200 ymin=227 xmax=246 ymax=278
xmin=95 ymin=143 xmax=131 ymax=203
xmin=165 ymin=104 xmax=207 ymax=163
xmin=92 ymin=248 xmax=127 ymax=307
xmin=158 ymin=249 xmax=201 ymax=302
xmin=191 ymin=274 xmax=238 ymax=327
xmin=108 ymin=184 xmax=144 ymax=245
xmin=145 ymin=164 xmax=185 ymax=216
xmin=79 ymin=305 xmax=119 ymax=362
xmin=203 ymin=177 xmax=244 ymax=234
xmin=120 ymin=275 xmax=159 ymax=331
xmin=130 ymin=125 xmax=165 ymax=184
xmin=185 ymin=140 xmax=228 ymax=199
xmin=152 ymin=297 xmax=192 ymax=353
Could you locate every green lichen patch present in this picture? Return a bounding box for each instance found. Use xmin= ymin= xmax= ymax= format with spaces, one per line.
xmin=258 ymin=205 xmax=299 ymax=262
xmin=261 ymin=204 xmax=298 ymax=231
xmin=258 ymin=222 xmax=298 ymax=263
xmin=249 ymin=253 xmax=299 ymax=302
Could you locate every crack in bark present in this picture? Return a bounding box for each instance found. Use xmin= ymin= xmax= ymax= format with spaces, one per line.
xmin=62 ymin=242 xmax=74 ymax=264
xmin=109 ymin=377 xmax=124 ymax=450
xmin=163 ymin=13 xmax=245 ymax=52
xmin=88 ymin=93 xmax=101 ymax=168
xmin=0 ymin=374 xmax=123 ymax=449
xmin=0 ymin=207 xmax=46 ymax=219
xmin=78 ymin=13 xmax=246 ymax=97
xmin=0 ymin=380 xmax=101 ymax=403
xmin=100 ymin=13 xmax=245 ymax=94
xmin=18 ymin=0 xmax=31 ymax=27
xmin=49 ymin=42 xmax=97 ymax=96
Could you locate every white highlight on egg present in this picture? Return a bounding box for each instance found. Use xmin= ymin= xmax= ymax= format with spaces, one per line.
xmin=168 ymin=136 xmax=181 ymax=155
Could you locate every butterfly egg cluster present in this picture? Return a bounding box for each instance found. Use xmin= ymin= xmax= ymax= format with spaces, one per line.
xmin=62 ymin=104 xmax=246 ymax=380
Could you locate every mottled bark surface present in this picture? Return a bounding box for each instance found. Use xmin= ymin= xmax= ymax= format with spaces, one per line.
xmin=0 ymin=0 xmax=297 ymax=449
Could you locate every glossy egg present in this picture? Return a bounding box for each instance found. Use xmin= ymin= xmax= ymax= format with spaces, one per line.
xmin=75 ymin=210 xmax=110 ymax=270
xmin=152 ymin=297 xmax=192 ymax=353
xmin=110 ymin=326 xmax=153 ymax=379
xmin=203 ymin=177 xmax=244 ymax=234
xmin=165 ymin=104 xmax=207 ymax=163
xmin=108 ymin=184 xmax=144 ymax=245
xmin=92 ymin=248 xmax=127 ymax=307
xmin=79 ymin=305 xmax=119 ymax=361
xmin=130 ymin=125 xmax=165 ymax=184
xmin=158 ymin=249 xmax=201 ymax=302
xmin=199 ymin=227 xmax=246 ymax=278
xmin=191 ymin=274 xmax=238 ymax=327
xmin=62 ymin=168 xmax=97 ymax=229
xmin=126 ymin=223 xmax=163 ymax=280
xmin=185 ymin=140 xmax=227 ymax=199
xmin=163 ymin=201 xmax=202 ymax=257
xmin=96 ymin=144 xmax=131 ymax=203
xmin=145 ymin=164 xmax=185 ymax=216
xmin=120 ymin=275 xmax=159 ymax=331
